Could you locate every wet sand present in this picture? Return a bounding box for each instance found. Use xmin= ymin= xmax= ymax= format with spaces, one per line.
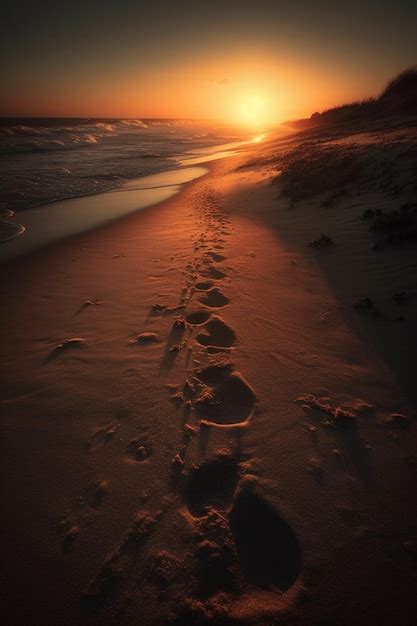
xmin=0 ymin=135 xmax=260 ymax=263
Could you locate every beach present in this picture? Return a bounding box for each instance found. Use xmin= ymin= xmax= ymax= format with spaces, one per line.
xmin=1 ymin=123 xmax=417 ymax=625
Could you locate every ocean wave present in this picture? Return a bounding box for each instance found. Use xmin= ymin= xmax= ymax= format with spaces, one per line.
xmin=0 ymin=133 xmax=100 ymax=155
xmin=0 ymin=119 xmax=249 ymax=213
xmin=120 ymin=119 xmax=149 ymax=129
xmin=0 ymin=118 xmax=222 ymax=155
xmin=0 ymin=120 xmax=160 ymax=154
xmin=93 ymin=122 xmax=116 ymax=132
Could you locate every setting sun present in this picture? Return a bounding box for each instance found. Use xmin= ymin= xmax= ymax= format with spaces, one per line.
xmin=238 ymin=94 xmax=268 ymax=126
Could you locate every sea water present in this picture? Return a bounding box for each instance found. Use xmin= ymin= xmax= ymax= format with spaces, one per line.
xmin=0 ymin=118 xmax=253 ymax=258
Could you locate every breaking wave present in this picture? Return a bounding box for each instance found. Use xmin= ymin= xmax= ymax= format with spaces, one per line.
xmin=0 ymin=118 xmax=248 ymax=212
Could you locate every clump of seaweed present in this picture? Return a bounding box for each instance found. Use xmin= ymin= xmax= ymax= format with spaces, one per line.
xmin=309 ymin=234 xmax=334 ymax=248
xmin=354 ymin=298 xmax=382 ymax=318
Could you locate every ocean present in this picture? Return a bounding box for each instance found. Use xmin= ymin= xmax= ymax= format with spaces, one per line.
xmin=0 ymin=118 xmax=250 ymax=213
xmin=0 ymin=118 xmax=255 ymax=260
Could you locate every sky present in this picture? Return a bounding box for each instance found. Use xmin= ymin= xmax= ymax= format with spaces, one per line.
xmin=1 ymin=0 xmax=417 ymax=123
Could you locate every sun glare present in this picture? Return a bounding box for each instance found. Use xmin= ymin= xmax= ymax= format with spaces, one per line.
xmin=238 ymin=94 xmax=267 ymax=127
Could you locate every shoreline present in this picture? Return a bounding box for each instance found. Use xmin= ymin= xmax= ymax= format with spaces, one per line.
xmin=1 ymin=125 xmax=417 ymax=625
xmin=0 ymin=210 xmax=26 ymax=244
xmin=0 ymin=135 xmax=261 ymax=262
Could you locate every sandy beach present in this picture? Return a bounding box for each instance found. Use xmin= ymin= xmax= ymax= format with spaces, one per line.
xmin=1 ymin=122 xmax=417 ymax=625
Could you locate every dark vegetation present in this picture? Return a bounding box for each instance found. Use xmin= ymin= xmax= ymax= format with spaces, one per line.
xmin=292 ymin=67 xmax=417 ymax=129
xmin=361 ymin=204 xmax=417 ymax=250
xmin=392 ymin=291 xmax=413 ymax=305
xmin=353 ymin=296 xmax=406 ymax=323
xmin=308 ymin=234 xmax=334 ymax=248
xmin=278 ymin=144 xmax=362 ymax=201
xmin=354 ymin=297 xmax=382 ymax=317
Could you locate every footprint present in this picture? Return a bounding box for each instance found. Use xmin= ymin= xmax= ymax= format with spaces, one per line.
xmin=75 ymin=299 xmax=102 ymax=314
xmin=230 ymin=486 xmax=301 ymax=590
xmin=125 ymin=434 xmax=153 ymax=463
xmin=207 ymin=252 xmax=226 ymax=262
xmin=195 ymin=281 xmax=214 ymax=291
xmin=201 ymin=266 xmax=227 ymax=280
xmin=199 ymin=288 xmax=230 ymax=308
xmin=184 ymin=452 xmax=240 ymax=517
xmin=186 ymin=310 xmax=212 ymax=325
xmin=196 ymin=315 xmax=236 ymax=348
xmin=195 ymin=363 xmax=255 ymax=425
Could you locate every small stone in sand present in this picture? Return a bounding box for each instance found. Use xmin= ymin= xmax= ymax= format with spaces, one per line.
xmin=171 ymin=454 xmax=186 ymax=478
xmin=84 ymin=299 xmax=102 ymax=306
xmin=55 ymin=338 xmax=85 ymax=350
xmin=66 ymin=525 xmax=80 ymax=542
xmin=136 ymin=332 xmax=158 ymax=343
xmin=308 ymin=457 xmax=322 ymax=474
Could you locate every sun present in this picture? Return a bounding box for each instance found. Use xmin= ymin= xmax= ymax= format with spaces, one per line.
xmin=238 ymin=94 xmax=267 ymax=127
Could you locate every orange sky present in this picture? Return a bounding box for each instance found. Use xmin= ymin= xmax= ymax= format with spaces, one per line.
xmin=2 ymin=51 xmax=407 ymax=124
xmin=2 ymin=1 xmax=417 ymax=122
